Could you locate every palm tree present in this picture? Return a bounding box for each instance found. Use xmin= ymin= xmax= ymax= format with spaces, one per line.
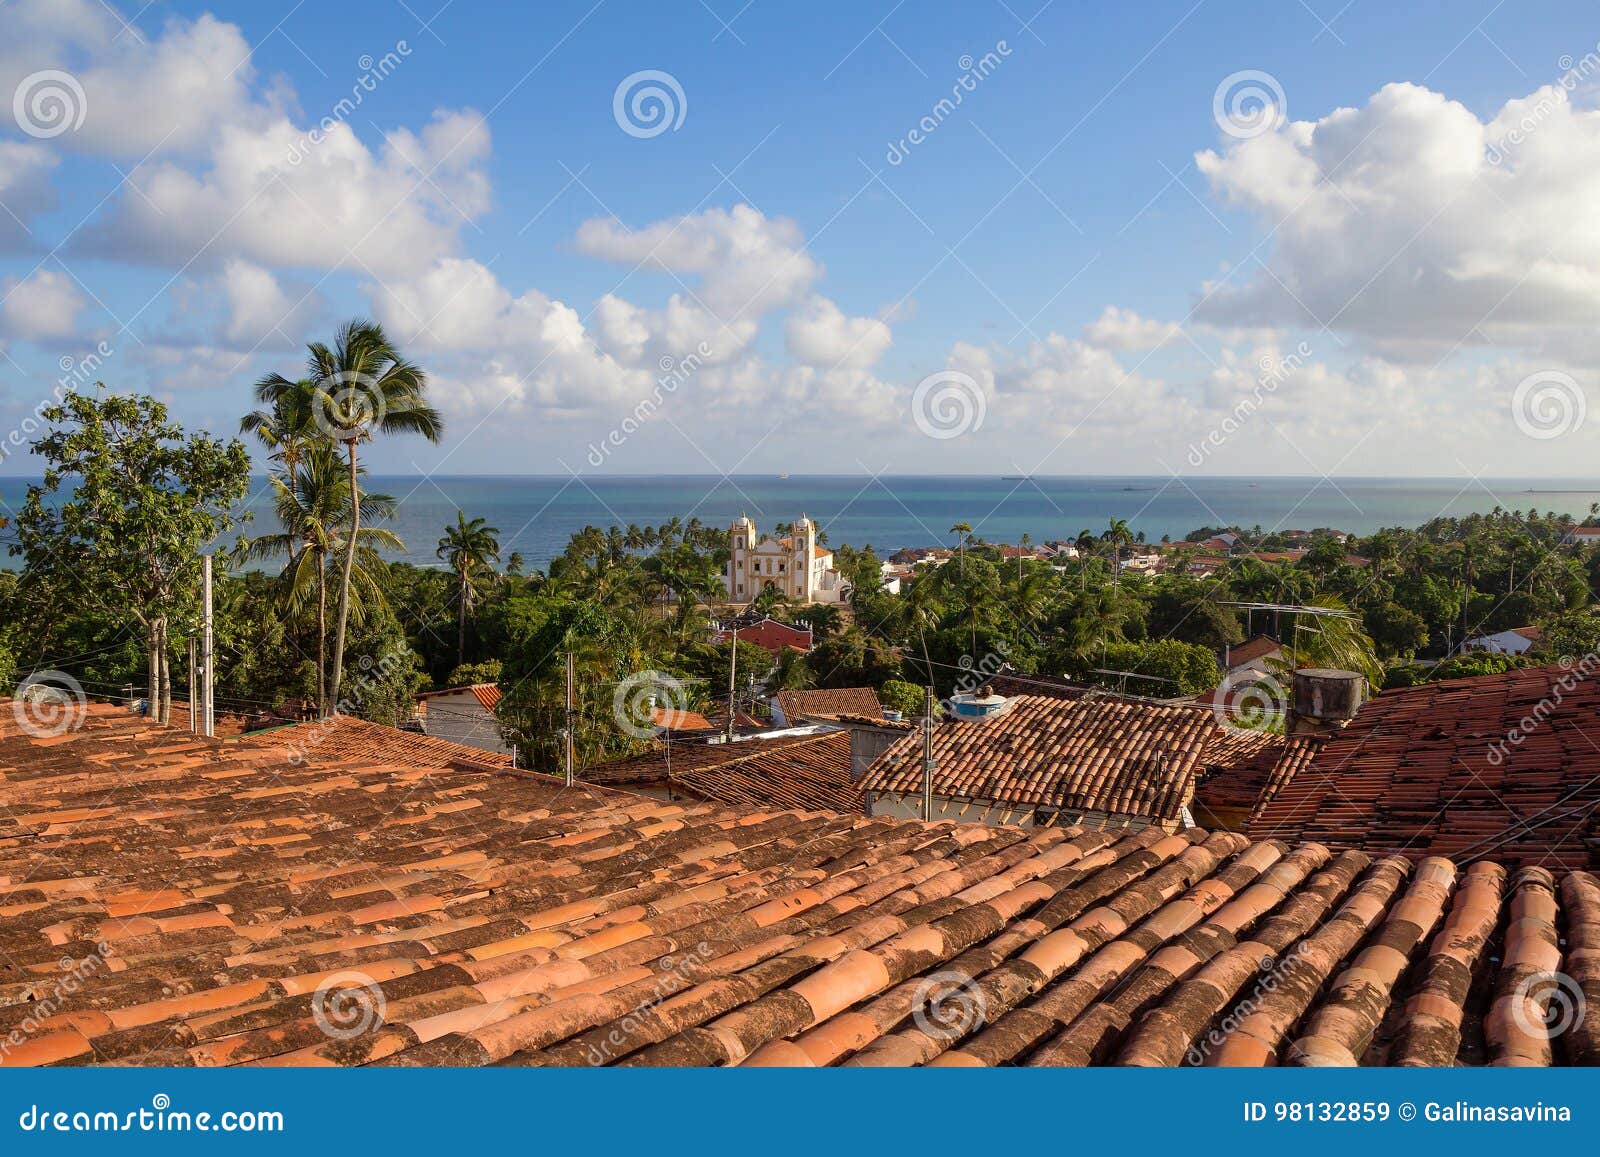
xmin=505 ymin=551 xmax=525 ymax=577
xmin=1074 ymin=528 xmax=1099 ymax=592
xmin=950 ymin=521 xmax=973 ymax=576
xmin=1103 ymin=518 xmax=1133 ymax=589
xmin=437 ymin=513 xmax=502 ymax=667
xmin=240 ymin=448 xmax=401 ymax=708
xmin=283 ymin=320 xmax=441 ymax=714
xmin=240 ymin=378 xmax=318 ymax=475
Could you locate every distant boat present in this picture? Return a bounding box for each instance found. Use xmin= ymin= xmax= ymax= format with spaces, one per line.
xmin=1001 ymin=475 xmax=1032 ymax=481
xmin=778 ymin=473 xmax=790 ymax=480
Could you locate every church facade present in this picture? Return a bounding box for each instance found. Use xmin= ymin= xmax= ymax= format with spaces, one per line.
xmin=725 ymin=514 xmax=850 ymax=605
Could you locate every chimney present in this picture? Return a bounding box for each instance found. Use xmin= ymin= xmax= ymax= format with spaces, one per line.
xmin=1288 ymin=668 xmax=1366 ymax=736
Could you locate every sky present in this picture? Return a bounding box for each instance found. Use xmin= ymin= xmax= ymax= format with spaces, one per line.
xmin=1 ymin=0 xmax=1599 ymax=478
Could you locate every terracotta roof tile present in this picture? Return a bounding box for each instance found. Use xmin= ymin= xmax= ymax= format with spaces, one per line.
xmin=583 ymin=732 xmax=858 ymax=812
xmin=233 ymin=713 xmax=513 ymax=770
xmin=2 ymin=701 xmax=1597 ymax=1068
xmin=773 ymin=687 xmax=882 ymax=722
xmin=1249 ymin=663 xmax=1600 ymax=869
xmin=859 ymin=694 xmax=1215 ymax=826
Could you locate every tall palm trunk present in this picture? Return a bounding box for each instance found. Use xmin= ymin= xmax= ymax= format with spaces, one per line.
xmin=457 ymin=568 xmax=468 ymax=666
xmin=316 ymin=556 xmax=327 ymax=713
xmin=328 ymin=440 xmax=361 ymax=716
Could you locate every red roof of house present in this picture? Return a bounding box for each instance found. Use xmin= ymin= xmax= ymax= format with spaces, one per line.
xmin=235 ymin=712 xmax=513 ymax=768
xmin=417 ymin=683 xmax=501 ymax=712
xmin=585 ymin=731 xmax=857 ymax=812
xmin=773 ymin=686 xmax=882 ymax=722
xmin=860 ymin=693 xmax=1216 ymax=826
xmin=653 ymin=707 xmax=714 ymax=732
xmin=2 ymin=703 xmax=1598 ymax=1068
xmin=1226 ymin=635 xmax=1283 ymax=668
xmin=714 ymin=617 xmax=813 ymax=655
xmin=1250 ymin=663 xmax=1600 ymax=869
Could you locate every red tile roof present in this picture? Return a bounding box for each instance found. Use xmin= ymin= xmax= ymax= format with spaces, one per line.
xmin=235 ymin=713 xmax=513 ymax=769
xmin=416 ymin=683 xmax=502 ymax=713
xmin=1226 ymin=635 xmax=1282 ymax=668
xmin=860 ymin=693 xmax=1216 ymax=827
xmin=652 ymin=708 xmax=714 ymax=732
xmin=1250 ymin=663 xmax=1600 ymax=869
xmin=773 ymin=687 xmax=882 ymax=722
xmin=585 ymin=731 xmax=857 ymax=812
xmin=2 ymin=704 xmax=1599 ymax=1068
xmin=713 ymin=618 xmax=813 ymax=655
xmin=1194 ymin=734 xmax=1324 ymax=830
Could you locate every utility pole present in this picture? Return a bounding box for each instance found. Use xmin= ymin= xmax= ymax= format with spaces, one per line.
xmin=921 ymin=684 xmax=936 ymax=822
xmin=188 ymin=637 xmax=197 ymax=733
xmin=564 ymin=651 xmax=575 ymax=788
xmin=201 ymin=554 xmax=215 ymax=738
xmin=724 ymin=625 xmax=738 ymax=742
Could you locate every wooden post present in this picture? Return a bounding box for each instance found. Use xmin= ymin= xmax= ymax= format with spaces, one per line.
xmin=188 ymin=637 xmax=197 ymax=733
xmin=724 ymin=626 xmax=738 ymax=742
xmin=922 ymin=685 xmax=936 ymax=822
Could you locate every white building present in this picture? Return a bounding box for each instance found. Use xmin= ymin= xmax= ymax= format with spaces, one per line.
xmin=1464 ymin=626 xmax=1541 ymax=655
xmin=416 ymin=684 xmax=512 ymax=758
xmin=726 ymin=514 xmax=851 ymax=604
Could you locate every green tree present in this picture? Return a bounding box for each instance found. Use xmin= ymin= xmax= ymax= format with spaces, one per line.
xmin=879 ymin=678 xmax=928 ymax=718
xmin=14 ymin=390 xmax=250 ymax=722
xmin=263 ymin=320 xmax=441 ymax=715
xmin=437 ymin=512 xmax=502 ymax=667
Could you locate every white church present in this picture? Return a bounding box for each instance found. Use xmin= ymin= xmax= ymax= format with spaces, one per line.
xmin=725 ymin=514 xmax=851 ymax=605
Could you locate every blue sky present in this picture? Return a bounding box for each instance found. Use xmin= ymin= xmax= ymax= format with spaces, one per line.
xmin=2 ymin=0 xmax=1599 ymax=476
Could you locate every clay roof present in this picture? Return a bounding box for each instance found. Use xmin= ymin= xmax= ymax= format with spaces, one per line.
xmin=652 ymin=708 xmax=714 ymax=733
xmin=583 ymin=731 xmax=858 ymax=812
xmin=417 ymin=684 xmax=501 ymax=713
xmin=1250 ymin=664 xmax=1600 ymax=869
xmin=859 ymin=694 xmax=1216 ymax=826
xmin=714 ymin=618 xmax=813 ymax=655
xmin=1226 ymin=635 xmax=1282 ymax=668
xmin=5 ymin=704 xmax=1600 ymax=1068
xmin=773 ymin=687 xmax=882 ymax=722
xmin=1195 ymin=734 xmax=1325 ymax=823
xmin=234 ymin=713 xmax=513 ymax=769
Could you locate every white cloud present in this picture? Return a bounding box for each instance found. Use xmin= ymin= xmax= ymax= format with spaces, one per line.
xmin=1 ymin=3 xmax=265 ymax=157
xmin=785 ymin=296 xmax=892 ymax=368
xmin=575 ymin=205 xmax=822 ymax=318
xmin=0 ymin=143 xmax=58 ymax=250
xmin=81 ymin=109 xmax=489 ymax=278
xmin=1083 ymin=306 xmax=1183 ymax=351
xmin=1195 ymin=80 xmax=1600 ymax=353
xmin=218 ymin=260 xmax=320 ymax=348
xmin=0 ymin=269 xmax=85 ymax=341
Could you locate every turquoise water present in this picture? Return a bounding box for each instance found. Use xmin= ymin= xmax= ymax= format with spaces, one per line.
xmin=4 ymin=475 xmax=1598 ymax=570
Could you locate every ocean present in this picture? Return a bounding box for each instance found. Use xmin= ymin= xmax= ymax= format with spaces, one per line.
xmin=3 ymin=475 xmax=1598 ymax=571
